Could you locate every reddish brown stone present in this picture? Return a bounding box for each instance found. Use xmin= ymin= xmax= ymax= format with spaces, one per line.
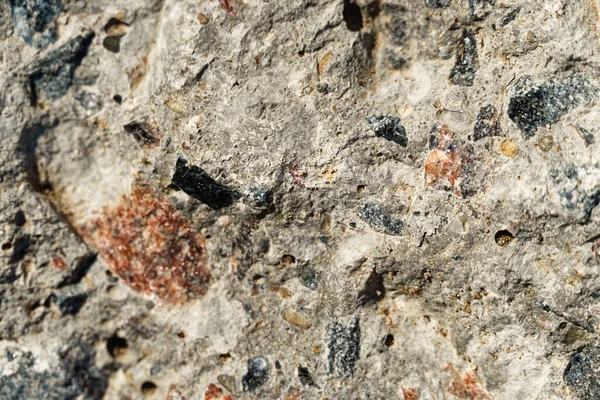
xmin=51 ymin=255 xmax=68 ymax=271
xmin=402 ymin=387 xmax=418 ymax=400
xmin=166 ymin=385 xmax=188 ymax=400
xmin=81 ymin=183 xmax=211 ymax=304
xmin=204 ymin=383 xmax=234 ymax=400
xmin=443 ymin=364 xmax=492 ymax=400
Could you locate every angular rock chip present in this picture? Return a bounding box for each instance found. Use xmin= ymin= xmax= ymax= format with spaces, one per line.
xmin=565 ymin=345 xmax=600 ymax=400
xmin=357 ymin=271 xmax=385 ymax=306
xmin=7 ymin=0 xmax=63 ymax=48
xmin=366 ymin=116 xmax=408 ymax=147
xmin=298 ymin=365 xmax=318 ymax=387
xmin=242 ymin=358 xmax=269 ymax=392
xmin=449 ymin=29 xmax=478 ymax=86
xmin=172 ymin=158 xmax=239 ymax=210
xmin=508 ymin=75 xmax=597 ymax=138
xmin=472 ymin=105 xmax=501 ymax=141
xmin=81 ymin=183 xmax=211 ymax=304
xmin=29 ymin=33 xmax=94 ymax=102
xmin=358 ymin=203 xmax=403 ymax=236
xmin=124 ymin=118 xmax=161 ymax=148
xmin=328 ymin=316 xmax=360 ymax=376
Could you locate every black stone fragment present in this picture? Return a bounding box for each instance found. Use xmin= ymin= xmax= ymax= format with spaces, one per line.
xmin=242 ymin=358 xmax=269 ymax=392
xmin=501 ymin=7 xmax=521 ymax=26
xmin=469 ymin=0 xmax=495 ymax=21
xmin=449 ymin=29 xmax=478 ymax=86
xmin=327 ymin=316 xmax=360 ymax=376
xmin=575 ymin=126 xmax=595 ymax=146
xmin=7 ymin=0 xmax=63 ymax=49
xmin=357 ymin=271 xmax=385 ymax=306
xmin=425 ymin=0 xmax=450 ymax=8
xmin=13 ymin=210 xmax=26 ymax=227
xmin=0 ymin=339 xmax=107 ymax=400
xmin=386 ymin=14 xmax=407 ymax=45
xmin=124 ymin=119 xmax=161 ymax=148
xmin=29 ymin=33 xmax=94 ymax=102
xmin=298 ymin=264 xmax=318 ymax=290
xmin=172 ymin=158 xmax=238 ymax=210
xmin=565 ymin=345 xmax=600 ymax=400
xmin=245 ymin=187 xmax=273 ymax=207
xmin=298 ymin=365 xmax=318 ymax=387
xmin=366 ymin=116 xmax=408 ymax=146
xmin=472 ymin=105 xmax=501 ymax=141
xmin=9 ymin=236 xmax=31 ymax=264
xmin=102 ymin=35 xmax=124 ymax=53
xmin=358 ymin=203 xmax=403 ymax=236
xmin=507 ymin=75 xmax=597 ymax=138
xmin=57 ymin=254 xmax=97 ymax=288
xmin=58 ymin=293 xmax=87 ymax=315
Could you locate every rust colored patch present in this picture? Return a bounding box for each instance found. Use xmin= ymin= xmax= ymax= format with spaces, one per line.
xmin=289 ymin=164 xmax=306 ymax=187
xmin=204 ymin=383 xmax=234 ymax=400
xmin=284 ymin=387 xmax=301 ymax=400
xmin=443 ymin=364 xmax=492 ymax=400
xmin=51 ymin=255 xmax=68 ymax=271
xmin=82 ymin=183 xmax=211 ymax=304
xmin=424 ymin=122 xmax=491 ymax=198
xmin=402 ymin=387 xmax=418 ymax=400
xmin=167 ymin=385 xmax=188 ymax=400
xmin=210 ymin=0 xmax=237 ymax=15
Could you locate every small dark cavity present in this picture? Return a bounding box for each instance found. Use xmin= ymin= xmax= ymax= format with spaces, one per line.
xmin=343 ymin=0 xmax=363 ymax=32
xmin=357 ymin=271 xmax=385 ymax=306
xmin=298 ymin=365 xmax=318 ymax=387
xmin=358 ymin=203 xmax=403 ymax=236
xmin=366 ymin=116 xmax=408 ymax=146
xmin=449 ymin=29 xmax=478 ymax=86
xmin=140 ymin=381 xmax=157 ymax=396
xmin=384 ymin=334 xmax=395 ymax=347
xmin=14 ymin=210 xmax=26 ymax=227
xmin=327 ymin=316 xmax=360 ymax=376
xmin=507 ymin=75 xmax=597 ymax=138
xmin=58 ymin=293 xmax=88 ymax=316
xmin=106 ymin=334 xmax=128 ymax=358
xmin=366 ymin=1 xmax=380 ymax=18
xmin=9 ymin=236 xmax=31 ymax=264
xmin=242 ymin=358 xmax=269 ymax=392
xmin=2 ymin=243 xmax=12 ymax=250
xmin=113 ymin=94 xmax=123 ymax=104
xmin=124 ymin=119 xmax=161 ymax=148
xmin=172 ymin=157 xmax=239 ymax=210
xmin=501 ymin=7 xmax=521 ymax=26
xmin=472 ymin=105 xmax=501 ymax=141
xmin=494 ymin=230 xmax=514 ymax=247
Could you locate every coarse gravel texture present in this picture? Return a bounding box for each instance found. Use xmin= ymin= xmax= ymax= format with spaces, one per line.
xmin=2 ymin=0 xmax=600 ymax=399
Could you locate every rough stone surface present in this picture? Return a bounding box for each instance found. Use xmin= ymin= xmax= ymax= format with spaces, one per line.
xmin=2 ymin=0 xmax=600 ymax=399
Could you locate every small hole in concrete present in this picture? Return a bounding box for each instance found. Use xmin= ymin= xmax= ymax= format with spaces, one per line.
xmin=495 ymin=230 xmax=515 ymax=247
xmin=141 ymin=381 xmax=157 ymax=396
xmin=384 ymin=334 xmax=394 ymax=347
xmin=2 ymin=242 xmax=12 ymax=250
xmin=343 ymin=0 xmax=363 ymax=31
xmin=113 ymin=94 xmax=122 ymax=104
xmin=107 ymin=334 xmax=128 ymax=358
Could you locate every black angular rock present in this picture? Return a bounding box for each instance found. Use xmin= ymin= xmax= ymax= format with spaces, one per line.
xmin=472 ymin=105 xmax=501 ymax=141
xmin=58 ymin=293 xmax=87 ymax=315
xmin=565 ymin=345 xmax=600 ymax=400
xmin=501 ymin=7 xmax=521 ymax=26
xmin=242 ymin=358 xmax=269 ymax=392
xmin=425 ymin=0 xmax=450 ymax=8
xmin=358 ymin=203 xmax=403 ymax=236
xmin=124 ymin=119 xmax=161 ymax=148
xmin=327 ymin=316 xmax=361 ymax=376
xmin=29 ymin=33 xmax=94 ymax=102
xmin=172 ymin=158 xmax=238 ymax=210
xmin=7 ymin=0 xmax=63 ymax=49
xmin=357 ymin=271 xmax=385 ymax=306
xmin=366 ymin=116 xmax=408 ymax=147
xmin=469 ymin=0 xmax=495 ymax=21
xmin=298 ymin=264 xmax=318 ymax=290
xmin=507 ymin=75 xmax=597 ymax=138
xmin=575 ymin=126 xmax=595 ymax=146
xmin=449 ymin=29 xmax=478 ymax=86
xmin=298 ymin=365 xmax=318 ymax=387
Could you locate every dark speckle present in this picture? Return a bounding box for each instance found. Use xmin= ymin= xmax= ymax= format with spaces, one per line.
xmin=508 ymin=75 xmax=597 ymax=138
xmin=242 ymin=358 xmax=269 ymax=392
xmin=358 ymin=203 xmax=403 ymax=236
xmin=366 ymin=116 xmax=408 ymax=146
xmin=172 ymin=158 xmax=238 ymax=210
xmin=124 ymin=119 xmax=161 ymax=148
xmin=425 ymin=0 xmax=450 ymax=8
xmin=342 ymin=0 xmax=363 ymax=32
xmin=58 ymin=293 xmax=87 ymax=316
xmin=575 ymin=126 xmax=595 ymax=146
xmin=9 ymin=236 xmax=31 ymax=264
xmin=13 ymin=210 xmax=26 ymax=227
xmin=469 ymin=0 xmax=495 ymax=21
xmin=298 ymin=264 xmax=318 ymax=290
xmin=327 ymin=316 xmax=360 ymax=376
xmin=501 ymin=7 xmax=521 ymax=26
xmin=449 ymin=29 xmax=478 ymax=86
